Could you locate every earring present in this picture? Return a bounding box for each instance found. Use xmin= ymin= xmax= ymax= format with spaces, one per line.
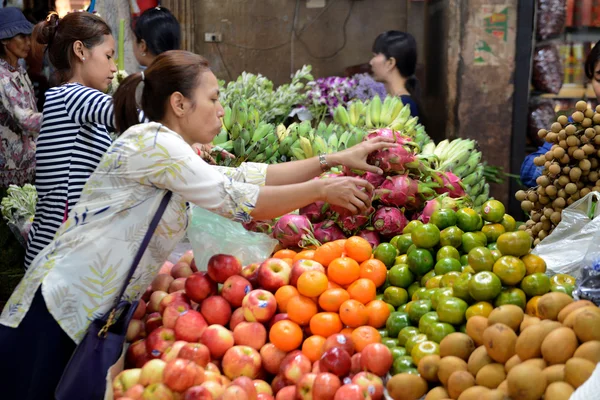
xmin=141 ymin=52 xmax=146 ymax=56
xmin=82 ymin=57 xmax=86 ymax=61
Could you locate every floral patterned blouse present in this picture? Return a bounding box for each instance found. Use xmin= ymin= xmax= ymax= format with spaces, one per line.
xmin=0 ymin=122 xmax=267 ymax=343
xmin=0 ymin=58 xmax=42 ymax=187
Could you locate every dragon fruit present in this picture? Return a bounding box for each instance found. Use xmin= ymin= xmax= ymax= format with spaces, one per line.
xmin=372 ymin=207 xmax=408 ymax=237
xmin=344 ymin=167 xmax=385 ymax=188
xmin=367 ymin=146 xmax=418 ymax=174
xmin=376 ymin=175 xmax=437 ymax=210
xmin=367 ymin=128 xmax=414 ymax=145
xmin=336 ymin=207 xmax=375 ymax=234
xmin=272 ymin=214 xmax=314 ymax=248
xmin=243 ymin=219 xmax=274 ymax=234
xmin=435 ymin=172 xmax=466 ymax=198
xmin=358 ymin=229 xmax=381 ymax=248
xmin=299 ymin=201 xmax=330 ymax=223
xmin=420 ymin=197 xmax=444 ymax=223
xmin=313 ymin=220 xmax=346 ymax=244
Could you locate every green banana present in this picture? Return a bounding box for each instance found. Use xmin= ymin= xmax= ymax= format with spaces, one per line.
xmin=230 ymin=122 xmax=242 ymax=141
xmin=240 ymin=129 xmax=251 ymax=143
xmin=213 ymin=129 xmax=229 ymax=145
xmin=327 ymin=134 xmax=339 ymax=152
xmin=379 ymin=96 xmax=394 ymax=126
xmin=219 ymin=140 xmax=234 ymax=152
xmin=235 ymin=101 xmax=248 ymax=128
xmin=276 ymin=124 xmax=287 ymax=141
xmin=389 ymin=98 xmax=405 ymax=122
xmin=279 ymin=136 xmax=295 ymax=155
xmin=233 ymin=138 xmax=246 ymax=157
xmin=469 ymin=179 xmax=486 ymax=197
xmin=369 ymin=95 xmax=382 ymax=126
xmin=334 ymin=106 xmax=350 ymax=128
xmin=291 ymin=147 xmax=307 ymax=160
xmin=461 ymin=168 xmax=483 ymax=187
xmin=461 ymin=151 xmax=483 ymax=177
xmin=223 ymin=106 xmax=233 ymax=131
xmin=299 ymin=137 xmax=313 ymax=159
xmin=313 ymin=136 xmax=328 ymax=155
xmin=298 ymin=121 xmax=312 ymax=138
xmin=434 ymin=139 xmax=450 ymax=159
xmin=421 ymin=141 xmax=436 ymax=156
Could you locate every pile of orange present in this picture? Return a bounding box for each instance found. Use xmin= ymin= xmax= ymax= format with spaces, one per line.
xmin=269 ymin=236 xmax=391 ymax=360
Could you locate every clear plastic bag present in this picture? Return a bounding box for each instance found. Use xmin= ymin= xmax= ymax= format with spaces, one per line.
xmin=187 ymin=206 xmax=278 ymax=269
xmin=532 ymin=44 xmax=564 ymax=94
xmin=536 ymin=0 xmax=566 ymax=40
xmin=532 ymin=192 xmax=600 ymax=278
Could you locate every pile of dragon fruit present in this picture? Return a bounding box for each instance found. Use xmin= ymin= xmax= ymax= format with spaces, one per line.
xmin=261 ymin=128 xmax=473 ymax=249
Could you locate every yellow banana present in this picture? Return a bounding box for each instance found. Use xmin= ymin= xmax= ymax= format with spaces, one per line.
xmin=299 ymin=137 xmax=314 ymax=158
xmin=369 ymin=95 xmax=382 ymax=126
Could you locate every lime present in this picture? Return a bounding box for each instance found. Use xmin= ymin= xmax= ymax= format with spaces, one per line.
xmin=460 ymin=254 xmax=469 ymax=266
xmin=395 ymin=234 xmax=414 ymax=255
xmin=482 ymin=223 xmax=506 ymax=243
xmin=521 ymin=273 xmax=551 ymax=297
xmin=431 ymin=287 xmax=453 ymax=309
xmin=407 ymin=248 xmax=435 ymax=276
xmin=408 ymin=299 xmax=433 ymax=324
xmin=407 ymin=282 xmax=421 ymax=299
xmin=374 ymin=242 xmax=398 ymax=268
xmin=383 ymin=286 xmax=409 ymax=307
xmin=398 ymin=326 xmax=420 ymax=346
xmin=392 ymin=356 xmax=416 ymax=375
xmin=427 ymin=322 xmax=456 ymax=343
xmin=391 ymin=346 xmax=408 ymax=360
xmin=496 ymin=231 xmax=532 ymax=257
xmin=418 ymin=311 xmax=440 ymax=333
xmin=491 ymin=250 xmax=502 ymax=262
xmin=389 ymin=264 xmax=415 ymax=288
xmin=426 ymin=275 xmax=443 ymax=289
xmin=468 ymin=271 xmax=502 ymax=301
xmin=405 ymin=333 xmax=428 ymax=354
xmin=430 ymin=209 xmax=458 ymax=230
xmin=411 ymin=340 xmax=440 ymax=365
xmin=382 ymin=337 xmax=400 ymax=349
xmin=550 ymin=274 xmax=576 ymax=287
xmin=487 ymin=242 xmax=499 ymax=251
xmin=452 ymin=273 xmax=473 ymax=302
xmin=403 ymin=220 xmax=423 ymax=234
xmin=439 ymin=271 xmax=460 ymax=288
xmin=397 ymin=303 xmax=408 ymax=313
xmin=494 ymin=288 xmax=527 ymax=309
xmin=466 ymin=301 xmax=494 ymax=319
xmin=440 ymin=226 xmax=464 ymax=248
xmin=481 ymin=200 xmax=506 ymax=223
xmin=462 ymin=265 xmax=475 ymax=274
xmin=406 ymin=244 xmax=417 ymax=255
xmin=435 ymin=258 xmax=463 ymax=275
xmin=462 ymin=231 xmax=488 ymax=253
xmin=456 ymin=208 xmax=483 ymax=232
xmin=395 ymin=254 xmax=408 ymax=265
xmin=501 ymin=214 xmax=517 ymax=232
xmin=378 ymin=329 xmax=389 ymax=338
xmin=411 ymin=224 xmax=441 ymax=248
xmin=551 ymin=283 xmax=574 ymax=296
xmin=521 ymin=254 xmax=547 ymax=275
xmin=421 ymin=271 xmax=437 ymax=287
xmin=436 ymin=245 xmax=461 ymax=261
xmin=493 ymin=256 xmax=527 ymax=286
xmin=437 ymin=296 xmax=468 ymax=325
xmin=468 ymin=246 xmax=495 ymax=272
xmin=411 ymin=287 xmax=431 ymax=301
xmin=385 ymin=312 xmax=412 ymax=338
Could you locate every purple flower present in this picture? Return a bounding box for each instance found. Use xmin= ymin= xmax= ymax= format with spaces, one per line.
xmin=349 ymin=73 xmax=387 ymax=102
xmin=305 ymin=76 xmax=358 ymax=116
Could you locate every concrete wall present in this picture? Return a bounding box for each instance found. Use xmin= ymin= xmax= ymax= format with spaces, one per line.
xmin=193 ymin=0 xmax=410 ymax=84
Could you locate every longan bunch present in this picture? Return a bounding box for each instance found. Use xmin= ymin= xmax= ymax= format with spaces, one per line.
xmin=516 ymin=101 xmax=600 ymax=245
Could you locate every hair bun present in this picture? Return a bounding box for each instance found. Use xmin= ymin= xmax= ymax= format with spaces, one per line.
xmin=38 ymin=13 xmax=59 ymax=46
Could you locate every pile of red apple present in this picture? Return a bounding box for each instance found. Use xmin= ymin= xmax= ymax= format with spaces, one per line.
xmin=116 ymin=251 xmax=393 ymax=400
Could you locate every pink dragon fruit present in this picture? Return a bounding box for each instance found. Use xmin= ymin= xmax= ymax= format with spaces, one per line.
xmin=367 ymin=128 xmax=414 ymax=145
xmin=358 ymin=229 xmax=381 ymax=249
xmin=419 ymin=197 xmax=444 ymax=223
xmin=372 ymin=207 xmax=408 ymax=237
xmin=376 ymin=175 xmax=437 ymax=210
xmin=336 ymin=207 xmax=375 ymax=234
xmin=367 ymin=146 xmax=419 ymax=174
xmin=272 ymin=214 xmax=313 ymax=248
xmin=243 ymin=219 xmax=274 ymax=234
xmin=299 ymin=201 xmax=330 ymax=223
xmin=435 ymin=172 xmax=466 ymax=198
xmin=344 ymin=167 xmax=385 ymax=188
xmin=313 ymin=220 xmax=346 ymax=244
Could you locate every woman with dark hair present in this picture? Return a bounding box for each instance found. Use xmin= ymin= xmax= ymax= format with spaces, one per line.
xmin=0 ymin=49 xmax=393 ymax=399
xmin=131 ymin=6 xmax=181 ymax=67
xmin=585 ymin=41 xmax=600 ymax=103
xmin=370 ymin=30 xmax=423 ymax=119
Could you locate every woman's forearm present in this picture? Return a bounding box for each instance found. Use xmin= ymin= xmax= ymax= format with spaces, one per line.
xmin=265 ymin=154 xmax=340 ymax=186
xmin=251 ymin=180 xmax=323 ymax=220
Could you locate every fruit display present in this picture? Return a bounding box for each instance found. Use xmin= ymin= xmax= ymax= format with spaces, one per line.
xmin=115 ymin=236 xmax=397 ymax=400
xmin=516 ymin=100 xmax=600 ymax=245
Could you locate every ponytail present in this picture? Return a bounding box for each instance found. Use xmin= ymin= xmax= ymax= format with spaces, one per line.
xmin=405 ymin=75 xmax=426 ymax=127
xmin=113 ymin=73 xmax=144 ymax=133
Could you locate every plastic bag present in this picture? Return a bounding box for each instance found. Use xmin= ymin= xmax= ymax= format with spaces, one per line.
xmin=536 ymin=0 xmax=566 ymax=40
xmin=528 ymin=100 xmax=556 ymax=147
xmin=187 ymin=206 xmax=278 ymax=269
xmin=532 ymin=45 xmax=564 ymax=94
xmin=532 ymin=192 xmax=600 ymax=278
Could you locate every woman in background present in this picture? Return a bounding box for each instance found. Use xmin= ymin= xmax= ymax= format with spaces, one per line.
xmin=131 ymin=6 xmax=180 ymax=68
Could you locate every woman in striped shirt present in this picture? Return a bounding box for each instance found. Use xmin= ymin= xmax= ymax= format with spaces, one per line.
xmin=25 ymin=12 xmax=117 ymax=267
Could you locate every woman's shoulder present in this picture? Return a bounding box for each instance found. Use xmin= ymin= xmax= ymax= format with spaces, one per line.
xmin=118 ymin=122 xmax=192 ymax=154
xmin=399 ymin=95 xmax=419 ymax=117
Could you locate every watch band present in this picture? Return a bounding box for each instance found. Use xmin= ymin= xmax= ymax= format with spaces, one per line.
xmin=319 ymin=153 xmax=330 ymax=172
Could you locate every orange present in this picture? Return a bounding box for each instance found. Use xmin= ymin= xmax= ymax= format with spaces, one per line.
xmin=318 ymin=288 xmax=351 ymax=312
xmin=302 ymin=335 xmax=326 ymax=362
xmin=359 ymin=259 xmax=388 ymax=287
xmin=327 ymin=257 xmax=361 ymax=286
xmin=287 ymin=295 xmax=318 ymax=325
xmin=310 ymin=312 xmax=343 ymax=338
xmin=521 ymin=254 xmax=547 ymax=275
xmin=327 ymin=281 xmax=342 ymax=290
xmin=297 ymin=270 xmax=329 ymax=297
xmin=347 ymin=278 xmax=377 ymax=305
xmin=273 ymin=249 xmax=298 ymax=259
xmin=365 ymin=300 xmax=391 ymax=328
xmin=313 ymin=242 xmax=343 ymax=267
xmin=293 ymin=250 xmax=316 ymax=262
xmin=269 ymin=320 xmax=303 ymax=352
xmin=526 ymin=295 xmax=542 ymax=317
xmin=275 ymin=285 xmax=299 ymax=313
xmin=339 ymin=299 xmax=369 ymax=328
xmin=351 ymin=326 xmax=382 ymax=352
xmin=341 ymin=327 xmax=355 ymax=336
xmin=345 ymin=236 xmax=373 ymax=263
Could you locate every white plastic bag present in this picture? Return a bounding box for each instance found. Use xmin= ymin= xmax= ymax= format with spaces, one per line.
xmin=187 ymin=206 xmax=278 ymax=269
xmin=532 ymin=192 xmax=600 ymax=278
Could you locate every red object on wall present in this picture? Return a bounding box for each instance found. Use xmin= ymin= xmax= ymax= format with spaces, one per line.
xmin=130 ymin=0 xmax=160 ymax=17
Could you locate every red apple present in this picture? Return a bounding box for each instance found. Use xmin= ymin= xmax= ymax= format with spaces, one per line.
xmin=359 ymin=343 xmax=392 ymax=377
xmin=173 ymin=309 xmax=207 ymax=342
xmin=242 ymin=290 xmax=277 ymax=323
xmin=159 ymin=261 xmax=175 ymax=275
xmin=124 ymin=383 xmax=145 ymax=399
xmin=257 ymin=259 xmax=291 ymax=292
xmin=207 ymin=254 xmax=243 ymax=283
xmin=275 ymin=386 xmax=297 ymax=400
xmin=222 ymin=345 xmax=262 ymax=380
xmin=323 ymin=333 xmax=355 ymax=356
xmin=312 ymin=360 xmax=322 ymax=373
xmin=126 ymin=339 xmax=149 ymax=368
xmin=290 ymin=259 xmax=325 ymax=287
xmin=152 ymin=274 xmax=175 ymax=293
xmin=260 ymin=343 xmax=288 ymax=375
xmin=280 ymin=351 xmax=312 ymax=384
xmin=126 ymin=319 xmax=146 ymax=342
xmin=161 ymin=340 xmax=188 ymax=362
xmin=204 ymin=371 xmax=221 ymax=383
xmin=270 ymin=374 xmax=288 ymax=395
xmin=200 ymin=324 xmax=235 ymax=359
xmin=162 ymin=303 xmax=191 ymax=329
xmin=178 ymin=343 xmax=211 ymax=367
xmin=353 ymin=372 xmax=384 ymax=400
xmin=206 ymin=362 xmax=220 ymax=375
xmin=267 ymin=313 xmax=289 ymax=331
xmin=350 ymin=353 xmax=362 ymax=375
xmin=219 ymin=375 xmax=231 ymax=386
xmin=160 ymin=292 xmax=190 ymax=314
xmin=142 ymin=286 xmax=153 ymax=303
xmin=139 ymin=359 xmax=167 ymax=386
xmin=146 ymin=312 xmax=164 ymax=335
xmin=222 ymin=385 xmax=249 ymax=400
xmin=133 ymin=300 xmax=147 ymax=320
xmin=142 ymin=383 xmax=174 ymax=400
xmin=296 ymin=373 xmax=317 ymax=400
xmin=169 ymin=277 xmax=187 ymax=293
xmin=200 ymin=381 xmax=224 ymax=399
xmin=200 ymin=295 xmax=232 ymax=326
xmin=241 ymin=263 xmax=260 ymax=287
xmin=232 ymin=376 xmax=258 ymax=400
xmin=163 ymin=358 xmax=201 ymax=393
xmin=256 ymin=394 xmax=274 ymax=400
xmin=190 ymin=257 xmax=199 ymax=273
xmin=333 ymin=384 xmax=369 ymax=400
xmin=230 ymin=307 xmax=246 ymax=330
xmin=172 ymin=261 xmax=194 ymax=279
xmin=179 ymin=250 xmax=195 ymax=265
xmin=113 ymin=368 xmax=142 ymax=397
xmin=146 ymin=327 xmax=176 ymax=359
xmin=148 ymin=291 xmax=169 ymax=313
xmin=320 ymin=347 xmax=351 ymax=377
xmin=253 ymin=379 xmax=273 ymax=396
xmin=233 ymin=322 xmax=267 ymax=350
xmin=222 ymin=275 xmax=252 ymax=307
xmin=183 ymin=386 xmax=214 ymax=400
xmin=313 ymin=373 xmax=342 ymax=400
xmin=186 ymin=272 xmax=218 ymax=303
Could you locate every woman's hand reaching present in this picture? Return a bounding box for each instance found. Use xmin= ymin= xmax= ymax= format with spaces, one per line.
xmin=329 ymin=136 xmax=398 ymax=175
xmin=319 ymin=177 xmax=374 ymax=214
xmin=192 ymin=143 xmax=235 ymax=165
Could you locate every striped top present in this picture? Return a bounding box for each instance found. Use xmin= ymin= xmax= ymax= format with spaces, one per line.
xmin=25 ymin=83 xmax=114 ymax=268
